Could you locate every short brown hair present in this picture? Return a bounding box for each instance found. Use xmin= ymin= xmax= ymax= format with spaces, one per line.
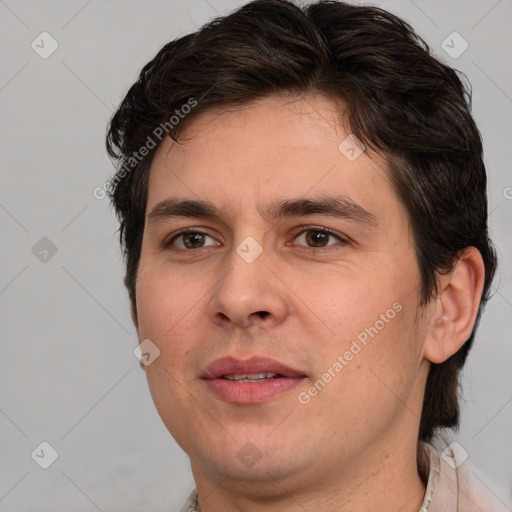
xmin=106 ymin=0 xmax=497 ymax=441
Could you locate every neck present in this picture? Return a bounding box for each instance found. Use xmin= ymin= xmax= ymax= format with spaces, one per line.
xmin=191 ymin=437 xmax=427 ymax=512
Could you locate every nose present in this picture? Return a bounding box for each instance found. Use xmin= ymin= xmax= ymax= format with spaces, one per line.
xmin=206 ymin=246 xmax=290 ymax=330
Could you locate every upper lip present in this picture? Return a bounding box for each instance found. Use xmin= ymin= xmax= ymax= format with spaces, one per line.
xmin=202 ymin=356 xmax=307 ymax=379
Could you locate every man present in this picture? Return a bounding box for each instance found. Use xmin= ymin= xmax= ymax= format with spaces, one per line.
xmin=106 ymin=0 xmax=510 ymax=510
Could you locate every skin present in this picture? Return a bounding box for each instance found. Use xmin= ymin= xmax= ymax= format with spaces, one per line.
xmin=131 ymin=93 xmax=485 ymax=511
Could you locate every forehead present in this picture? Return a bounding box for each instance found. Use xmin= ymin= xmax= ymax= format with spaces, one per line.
xmin=146 ymin=94 xmax=397 ymax=219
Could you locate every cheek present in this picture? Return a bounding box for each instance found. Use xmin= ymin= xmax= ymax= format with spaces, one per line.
xmin=133 ymin=253 xmax=203 ymax=392
xmin=135 ymin=267 xmax=202 ymax=427
xmin=136 ymin=262 xmax=200 ymax=335
xmin=309 ymin=301 xmax=421 ymax=434
xmin=301 ymin=269 xmax=403 ymax=348
xmin=302 ymin=264 xmax=421 ymax=402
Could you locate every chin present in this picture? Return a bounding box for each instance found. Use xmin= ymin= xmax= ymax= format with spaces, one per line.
xmin=195 ymin=453 xmax=303 ymax=493
xmin=190 ymin=433 xmax=313 ymax=484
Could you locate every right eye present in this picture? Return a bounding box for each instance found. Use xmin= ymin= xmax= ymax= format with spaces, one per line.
xmin=166 ymin=230 xmax=221 ymax=250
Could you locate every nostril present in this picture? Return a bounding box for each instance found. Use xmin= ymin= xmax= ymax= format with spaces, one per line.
xmin=215 ymin=310 xmax=270 ymax=324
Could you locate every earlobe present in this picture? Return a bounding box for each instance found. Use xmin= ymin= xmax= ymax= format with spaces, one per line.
xmin=423 ymin=247 xmax=485 ymax=364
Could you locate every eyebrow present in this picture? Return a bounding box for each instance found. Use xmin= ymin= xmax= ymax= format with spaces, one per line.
xmin=147 ymin=195 xmax=377 ymax=228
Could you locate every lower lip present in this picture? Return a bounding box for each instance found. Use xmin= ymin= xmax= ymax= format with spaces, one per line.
xmin=203 ymin=377 xmax=305 ymax=403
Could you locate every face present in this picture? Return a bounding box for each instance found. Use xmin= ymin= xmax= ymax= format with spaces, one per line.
xmin=133 ymin=94 xmax=430 ymax=493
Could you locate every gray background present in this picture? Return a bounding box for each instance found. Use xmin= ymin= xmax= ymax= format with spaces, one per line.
xmin=0 ymin=0 xmax=511 ymax=510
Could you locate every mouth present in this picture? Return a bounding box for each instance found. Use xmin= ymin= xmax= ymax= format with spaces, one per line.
xmin=222 ymin=372 xmax=285 ymax=383
xmin=201 ymin=356 xmax=307 ymax=404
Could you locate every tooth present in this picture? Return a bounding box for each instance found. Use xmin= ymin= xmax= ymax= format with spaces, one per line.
xmin=246 ymin=372 xmax=275 ymax=379
xmin=223 ymin=372 xmax=277 ymax=381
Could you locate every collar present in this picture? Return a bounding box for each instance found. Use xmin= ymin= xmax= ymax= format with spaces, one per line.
xmin=418 ymin=441 xmax=443 ymax=511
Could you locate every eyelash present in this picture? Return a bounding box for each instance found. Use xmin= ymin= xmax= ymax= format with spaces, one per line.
xmin=164 ymin=225 xmax=347 ymax=251
xmin=288 ymin=225 xmax=347 ymax=251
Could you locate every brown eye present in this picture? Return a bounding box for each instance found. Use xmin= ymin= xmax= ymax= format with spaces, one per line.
xmin=169 ymin=231 xmax=219 ymax=250
xmin=293 ymin=228 xmax=345 ymax=248
xmin=183 ymin=232 xmax=206 ymax=248
xmin=305 ymin=230 xmax=330 ymax=247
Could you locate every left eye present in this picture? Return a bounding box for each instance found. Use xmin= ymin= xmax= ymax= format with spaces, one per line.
xmin=293 ymin=228 xmax=344 ymax=248
xmin=169 ymin=231 xmax=220 ymax=249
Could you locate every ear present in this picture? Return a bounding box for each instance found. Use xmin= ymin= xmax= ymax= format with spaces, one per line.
xmin=131 ymin=300 xmax=139 ymax=332
xmin=131 ymin=301 xmax=146 ymax=371
xmin=423 ymin=247 xmax=485 ymax=364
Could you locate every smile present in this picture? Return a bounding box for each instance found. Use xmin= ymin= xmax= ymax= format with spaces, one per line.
xmin=202 ymin=356 xmax=307 ymax=403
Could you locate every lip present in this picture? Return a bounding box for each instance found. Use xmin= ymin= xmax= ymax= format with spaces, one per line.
xmin=203 ymin=356 xmax=306 ymax=379
xmin=202 ymin=356 xmax=307 ymax=404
